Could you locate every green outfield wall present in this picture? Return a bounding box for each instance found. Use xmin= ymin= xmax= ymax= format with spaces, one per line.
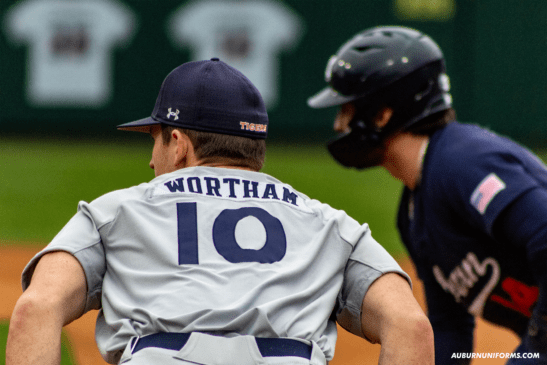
xmin=1 ymin=0 xmax=546 ymax=146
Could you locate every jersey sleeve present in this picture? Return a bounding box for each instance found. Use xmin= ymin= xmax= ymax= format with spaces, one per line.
xmin=436 ymin=143 xmax=542 ymax=236
xmin=335 ymin=225 xmax=412 ymax=339
xmin=21 ymin=200 xmax=113 ymax=313
xmin=494 ymin=187 xmax=547 ymax=327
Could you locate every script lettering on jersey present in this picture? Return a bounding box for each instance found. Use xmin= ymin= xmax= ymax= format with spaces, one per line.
xmin=433 ymin=252 xmax=500 ymax=316
xmin=163 ymin=176 xmax=299 ymax=206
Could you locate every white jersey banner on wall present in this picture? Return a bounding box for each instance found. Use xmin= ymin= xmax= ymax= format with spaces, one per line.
xmin=168 ymin=0 xmax=304 ymax=109
xmin=4 ymin=0 xmax=136 ymax=108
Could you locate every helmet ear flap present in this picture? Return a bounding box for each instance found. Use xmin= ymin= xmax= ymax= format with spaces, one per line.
xmin=384 ymin=60 xmax=452 ymax=134
xmin=352 ymin=60 xmax=451 ymax=137
xmin=414 ymin=78 xmax=435 ymax=102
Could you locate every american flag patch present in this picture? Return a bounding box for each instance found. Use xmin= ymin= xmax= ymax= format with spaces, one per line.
xmin=470 ymin=173 xmax=506 ymax=214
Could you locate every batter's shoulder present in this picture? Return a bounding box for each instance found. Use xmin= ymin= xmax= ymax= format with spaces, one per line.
xmin=428 ymin=123 xmax=512 ymax=178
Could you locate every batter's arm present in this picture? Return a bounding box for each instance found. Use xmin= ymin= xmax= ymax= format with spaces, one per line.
xmin=493 ymin=187 xmax=547 ymax=358
xmin=7 ymin=251 xmax=87 ymax=365
xmin=361 ymin=272 xmax=434 ymax=365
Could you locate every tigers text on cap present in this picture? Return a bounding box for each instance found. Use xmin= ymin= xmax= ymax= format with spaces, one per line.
xmin=117 ymin=58 xmax=269 ymax=139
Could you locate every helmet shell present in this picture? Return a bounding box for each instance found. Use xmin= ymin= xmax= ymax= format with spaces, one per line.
xmin=310 ymin=26 xmax=454 ymax=170
xmin=308 ymin=26 xmax=445 ymax=108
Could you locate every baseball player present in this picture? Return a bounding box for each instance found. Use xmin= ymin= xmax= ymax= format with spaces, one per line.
xmin=308 ymin=26 xmax=547 ymax=364
xmin=7 ymin=58 xmax=433 ymax=365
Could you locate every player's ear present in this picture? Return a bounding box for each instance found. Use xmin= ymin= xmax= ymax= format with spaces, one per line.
xmin=171 ymin=129 xmax=189 ymax=166
xmin=374 ymin=107 xmax=393 ymax=129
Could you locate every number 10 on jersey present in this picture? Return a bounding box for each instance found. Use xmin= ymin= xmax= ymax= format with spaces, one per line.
xmin=177 ymin=202 xmax=287 ymax=265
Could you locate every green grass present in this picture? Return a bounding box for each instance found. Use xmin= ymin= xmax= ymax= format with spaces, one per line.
xmin=0 ymin=137 xmax=153 ymax=244
xmin=0 ymin=137 xmax=405 ymax=255
xmin=0 ymin=320 xmax=76 ymax=365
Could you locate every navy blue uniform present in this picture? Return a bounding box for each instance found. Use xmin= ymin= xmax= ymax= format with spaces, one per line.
xmin=397 ymin=122 xmax=547 ymax=364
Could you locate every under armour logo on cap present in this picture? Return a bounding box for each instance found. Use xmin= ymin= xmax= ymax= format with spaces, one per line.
xmin=117 ymin=58 xmax=269 ymax=139
xmin=167 ymin=108 xmax=180 ymax=120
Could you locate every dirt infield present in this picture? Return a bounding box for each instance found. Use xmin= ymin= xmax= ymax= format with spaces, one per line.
xmin=1 ymin=246 xmax=519 ymax=364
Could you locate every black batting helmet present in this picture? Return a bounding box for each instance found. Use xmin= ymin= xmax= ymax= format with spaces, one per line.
xmin=308 ymin=26 xmax=453 ymax=168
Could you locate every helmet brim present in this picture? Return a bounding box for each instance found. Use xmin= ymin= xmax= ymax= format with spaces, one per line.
xmin=307 ymin=87 xmax=358 ymax=109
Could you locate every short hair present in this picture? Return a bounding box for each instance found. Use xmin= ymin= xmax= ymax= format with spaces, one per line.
xmin=161 ymin=124 xmax=266 ymax=171
xmin=404 ymin=108 xmax=456 ymax=136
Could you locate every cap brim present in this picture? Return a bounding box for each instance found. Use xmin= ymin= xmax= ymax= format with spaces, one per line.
xmin=116 ymin=117 xmax=160 ymax=133
xmin=307 ymin=87 xmax=357 ymax=109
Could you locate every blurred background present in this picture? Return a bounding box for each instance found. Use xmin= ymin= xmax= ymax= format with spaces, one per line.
xmin=0 ymin=0 xmax=543 ymax=363
xmin=3 ymin=0 xmax=547 ymax=143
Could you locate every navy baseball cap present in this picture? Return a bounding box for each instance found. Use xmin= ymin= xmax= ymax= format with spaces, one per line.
xmin=117 ymin=58 xmax=269 ymax=139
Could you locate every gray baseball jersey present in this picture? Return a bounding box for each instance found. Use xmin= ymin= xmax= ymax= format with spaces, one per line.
xmin=22 ymin=166 xmax=409 ymax=364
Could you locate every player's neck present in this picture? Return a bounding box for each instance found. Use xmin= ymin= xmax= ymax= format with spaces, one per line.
xmin=200 ymin=162 xmax=256 ymax=171
xmin=187 ymin=158 xmax=257 ymax=171
xmin=170 ymin=156 xmax=257 ymax=173
xmin=382 ymin=133 xmax=429 ymax=191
